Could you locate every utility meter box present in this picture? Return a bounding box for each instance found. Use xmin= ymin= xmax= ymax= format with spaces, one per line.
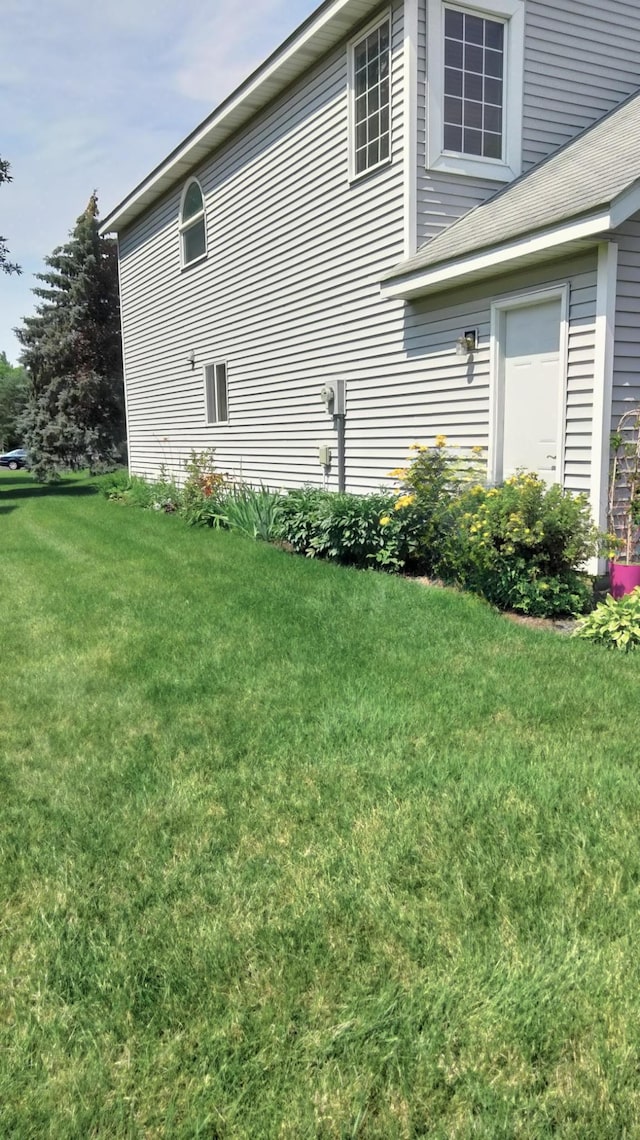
xmin=319 ymin=379 xmax=346 ymax=416
xmin=318 ymin=445 xmax=332 ymax=467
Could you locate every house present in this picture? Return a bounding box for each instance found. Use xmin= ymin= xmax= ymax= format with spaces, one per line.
xmin=101 ymin=0 xmax=640 ymax=542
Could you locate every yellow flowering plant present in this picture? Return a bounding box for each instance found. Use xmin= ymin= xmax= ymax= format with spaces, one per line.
xmin=386 ymin=436 xmax=486 ymax=573
xmin=439 ymin=473 xmax=599 ymax=616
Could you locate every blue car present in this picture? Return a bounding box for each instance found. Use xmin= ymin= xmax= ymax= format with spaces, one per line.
xmin=0 ymin=448 xmax=29 ymax=470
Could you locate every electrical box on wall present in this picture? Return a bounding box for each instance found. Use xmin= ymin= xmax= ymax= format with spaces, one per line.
xmin=318 ymin=445 xmax=332 ymax=467
xmin=319 ymin=379 xmax=346 ymax=416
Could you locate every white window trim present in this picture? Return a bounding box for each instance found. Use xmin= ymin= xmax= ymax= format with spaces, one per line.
xmin=347 ymin=10 xmax=393 ymax=184
xmin=427 ymin=0 xmax=524 ymax=181
xmin=204 ymin=359 xmax=230 ymax=426
xmin=488 ymin=285 xmax=569 ymax=486
xmin=179 ymin=177 xmax=208 ymax=269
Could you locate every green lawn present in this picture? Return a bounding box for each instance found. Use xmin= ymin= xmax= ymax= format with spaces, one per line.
xmin=2 ymin=471 xmax=640 ymax=1138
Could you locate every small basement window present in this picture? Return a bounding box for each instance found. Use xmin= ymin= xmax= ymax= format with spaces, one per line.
xmin=205 ymin=361 xmax=228 ymax=424
xmin=180 ymin=178 xmax=207 ymax=267
xmin=350 ymin=17 xmax=391 ymax=178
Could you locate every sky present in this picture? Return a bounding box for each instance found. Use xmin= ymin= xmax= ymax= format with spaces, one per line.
xmin=0 ymin=0 xmax=319 ymax=364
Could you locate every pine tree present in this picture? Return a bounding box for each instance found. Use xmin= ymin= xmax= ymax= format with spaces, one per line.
xmin=0 ymin=157 xmax=20 ymax=275
xmin=17 ymin=193 xmax=125 ymax=479
xmin=0 ymin=352 xmax=28 ymax=449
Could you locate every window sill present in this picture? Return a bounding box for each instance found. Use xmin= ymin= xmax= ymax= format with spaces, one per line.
xmin=181 ymin=252 xmax=208 ymax=272
xmin=428 ymin=151 xmax=518 ymax=182
xmin=348 ymin=154 xmax=392 ymax=186
xmin=204 ymin=420 xmax=230 ymax=428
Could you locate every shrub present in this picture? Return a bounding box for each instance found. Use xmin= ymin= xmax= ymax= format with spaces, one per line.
xmin=180 ymin=449 xmax=228 ymax=526
xmin=389 ymin=437 xmax=485 ymax=572
xmin=221 ymin=486 xmax=283 ymax=541
xmin=438 ymin=474 xmax=598 ymax=616
xmin=278 ymin=488 xmax=419 ymax=570
xmin=573 ymin=588 xmax=640 ymax=650
xmin=96 ymin=469 xmax=181 ymax=512
xmin=96 ymin=469 xmax=133 ymax=500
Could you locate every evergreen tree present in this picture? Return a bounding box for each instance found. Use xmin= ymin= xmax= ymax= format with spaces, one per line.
xmin=0 ymin=352 xmax=28 ymax=449
xmin=17 ymin=193 xmax=125 ymax=479
xmin=0 ymin=157 xmax=20 ymax=275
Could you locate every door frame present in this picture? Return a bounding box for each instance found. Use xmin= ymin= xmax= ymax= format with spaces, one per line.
xmin=488 ymin=284 xmax=570 ymax=486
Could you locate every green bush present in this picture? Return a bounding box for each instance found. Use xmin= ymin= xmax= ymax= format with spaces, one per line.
xmin=278 ymin=488 xmax=419 ymax=570
xmin=96 ymin=469 xmax=181 ymax=512
xmin=437 ymin=473 xmax=597 ymax=616
xmin=574 ymin=588 xmax=640 ymax=650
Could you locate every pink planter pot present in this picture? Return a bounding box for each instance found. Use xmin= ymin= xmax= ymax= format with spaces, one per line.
xmin=609 ymin=561 xmax=640 ymax=599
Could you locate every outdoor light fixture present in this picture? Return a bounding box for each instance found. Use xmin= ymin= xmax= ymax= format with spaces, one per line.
xmin=455 ymin=330 xmax=478 ymax=355
xmin=188 ymin=349 xmax=196 ymax=369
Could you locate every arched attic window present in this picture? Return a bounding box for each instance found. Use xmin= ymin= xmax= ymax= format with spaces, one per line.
xmin=180 ymin=178 xmax=207 ymax=267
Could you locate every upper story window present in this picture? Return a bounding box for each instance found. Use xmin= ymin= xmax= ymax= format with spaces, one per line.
xmin=180 ymin=178 xmax=207 ymax=267
xmin=443 ymin=8 xmax=504 ymax=159
xmin=427 ymin=0 xmax=524 ymax=182
xmin=350 ymin=17 xmax=391 ymax=179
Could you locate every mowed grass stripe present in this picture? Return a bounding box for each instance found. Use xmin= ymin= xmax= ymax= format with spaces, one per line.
xmin=1 ymin=471 xmax=640 ymax=1138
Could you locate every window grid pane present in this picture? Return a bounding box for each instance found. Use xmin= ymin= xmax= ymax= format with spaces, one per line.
xmin=353 ymin=22 xmax=391 ymax=175
xmin=443 ymin=6 xmax=505 ymax=160
xmin=183 ymin=219 xmax=206 ymax=265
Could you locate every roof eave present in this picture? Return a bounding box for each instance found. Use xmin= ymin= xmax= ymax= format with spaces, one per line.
xmin=100 ymin=0 xmax=376 ymax=236
xmin=379 ymin=209 xmax=613 ymax=300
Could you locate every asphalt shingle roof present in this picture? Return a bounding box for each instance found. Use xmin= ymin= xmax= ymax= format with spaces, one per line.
xmin=385 ymin=88 xmax=640 ymax=282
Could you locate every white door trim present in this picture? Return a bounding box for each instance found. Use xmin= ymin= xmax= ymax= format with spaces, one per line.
xmin=488 ymin=285 xmax=570 ymax=486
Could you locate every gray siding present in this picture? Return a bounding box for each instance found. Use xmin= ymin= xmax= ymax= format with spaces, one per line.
xmin=350 ymin=253 xmax=597 ymax=494
xmin=119 ymin=1 xmax=407 ymax=490
xmin=523 ymin=0 xmax=640 ymax=172
xmin=613 ymin=215 xmax=640 ymax=432
xmin=416 ymin=0 xmax=640 ymax=248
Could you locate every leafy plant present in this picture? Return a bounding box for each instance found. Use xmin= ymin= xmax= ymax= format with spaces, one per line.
xmin=278 ymin=488 xmax=418 ymax=570
xmin=437 ymin=473 xmax=598 ymax=617
xmin=96 ymin=469 xmax=181 ymax=512
xmin=574 ymin=588 xmax=640 ymax=650
xmin=221 ymin=485 xmax=283 ymax=541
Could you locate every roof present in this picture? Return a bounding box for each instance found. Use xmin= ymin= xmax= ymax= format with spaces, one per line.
xmin=100 ymin=0 xmax=377 ymax=235
xmin=382 ymin=88 xmax=640 ymax=299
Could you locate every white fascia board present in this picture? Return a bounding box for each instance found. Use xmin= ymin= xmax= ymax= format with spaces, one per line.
xmin=609 ymin=177 xmax=640 ymax=229
xmin=379 ymin=209 xmax=612 ymax=299
xmin=100 ymin=0 xmax=376 ymax=235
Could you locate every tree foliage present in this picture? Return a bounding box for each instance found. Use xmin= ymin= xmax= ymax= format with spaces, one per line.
xmin=0 ymin=352 xmax=28 ymax=449
xmin=17 ymin=193 xmax=125 ymax=479
xmin=0 ymin=157 xmax=20 ymax=275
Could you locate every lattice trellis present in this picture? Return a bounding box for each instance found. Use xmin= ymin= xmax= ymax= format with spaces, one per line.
xmin=609 ymin=409 xmax=640 ymax=564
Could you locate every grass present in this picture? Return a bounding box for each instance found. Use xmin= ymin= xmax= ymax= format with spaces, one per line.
xmin=1 ymin=470 xmax=640 ymax=1137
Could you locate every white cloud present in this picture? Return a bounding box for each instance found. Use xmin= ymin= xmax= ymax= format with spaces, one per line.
xmin=0 ymin=0 xmax=317 ymax=362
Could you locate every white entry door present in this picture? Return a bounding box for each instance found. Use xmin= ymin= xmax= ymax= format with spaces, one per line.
xmin=500 ymin=298 xmax=563 ymax=485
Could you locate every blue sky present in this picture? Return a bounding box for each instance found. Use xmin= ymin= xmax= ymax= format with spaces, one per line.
xmin=0 ymin=0 xmax=319 ymax=364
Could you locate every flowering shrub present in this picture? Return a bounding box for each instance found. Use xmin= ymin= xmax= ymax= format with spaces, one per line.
xmin=180 ymin=449 xmax=229 ymax=526
xmin=439 ymin=473 xmax=598 ymax=616
xmin=388 ymin=437 xmax=484 ymax=572
xmin=278 ymin=488 xmax=420 ymax=570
